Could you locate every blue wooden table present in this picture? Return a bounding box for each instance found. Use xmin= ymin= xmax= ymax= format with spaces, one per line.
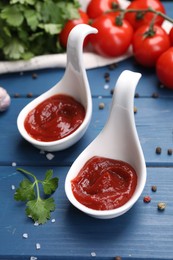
xmin=0 ymin=3 xmax=173 ymax=259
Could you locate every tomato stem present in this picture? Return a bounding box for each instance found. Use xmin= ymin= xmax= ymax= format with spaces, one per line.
xmin=111 ymin=7 xmax=173 ymax=24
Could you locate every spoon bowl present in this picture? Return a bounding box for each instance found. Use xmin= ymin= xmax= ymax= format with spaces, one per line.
xmin=65 ymin=70 xmax=147 ymax=219
xmin=17 ymin=24 xmax=98 ymax=152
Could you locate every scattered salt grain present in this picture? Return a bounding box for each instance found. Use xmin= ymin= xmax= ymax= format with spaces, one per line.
xmin=30 ymin=257 xmax=37 ymax=260
xmin=40 ymin=150 xmax=45 ymax=154
xmin=11 ymin=185 xmax=15 ymax=190
xmin=36 ymin=243 xmax=41 ymax=250
xmin=98 ymin=95 xmax=102 ymax=99
xmin=34 ymin=221 xmax=39 ymax=226
xmin=91 ymin=252 xmax=96 ymax=257
xmin=12 ymin=162 xmax=17 ymax=167
xmin=51 ymin=218 xmax=56 ymax=223
xmin=23 ymin=233 xmax=28 ymax=239
xmin=46 ymin=153 xmax=55 ymax=160
xmin=104 ymin=84 xmax=109 ymax=89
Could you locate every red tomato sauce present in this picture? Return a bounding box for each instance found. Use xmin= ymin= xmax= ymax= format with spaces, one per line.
xmin=24 ymin=94 xmax=85 ymax=142
xmin=71 ymin=156 xmax=137 ymax=210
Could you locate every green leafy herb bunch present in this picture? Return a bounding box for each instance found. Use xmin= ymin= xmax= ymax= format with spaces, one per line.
xmin=0 ymin=0 xmax=80 ymax=60
xmin=14 ymin=168 xmax=59 ymax=224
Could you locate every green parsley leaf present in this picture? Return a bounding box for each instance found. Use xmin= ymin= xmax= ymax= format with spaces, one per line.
xmin=10 ymin=0 xmax=35 ymax=4
xmin=14 ymin=168 xmax=59 ymax=224
xmin=1 ymin=6 xmax=24 ymax=27
xmin=42 ymin=169 xmax=59 ymax=195
xmin=26 ymin=197 xmax=56 ymax=224
xmin=14 ymin=178 xmax=35 ymax=201
xmin=24 ymin=9 xmax=39 ymax=31
xmin=0 ymin=0 xmax=81 ymax=60
xmin=39 ymin=23 xmax=62 ymax=35
xmin=4 ymin=39 xmax=25 ymax=60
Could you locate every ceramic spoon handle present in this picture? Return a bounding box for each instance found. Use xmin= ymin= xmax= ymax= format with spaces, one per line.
xmin=66 ymin=24 xmax=97 ymax=72
xmin=112 ymin=70 xmax=141 ymax=112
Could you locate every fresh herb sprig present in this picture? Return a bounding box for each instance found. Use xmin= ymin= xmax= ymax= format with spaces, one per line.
xmin=14 ymin=168 xmax=59 ymax=224
xmin=0 ymin=0 xmax=80 ymax=60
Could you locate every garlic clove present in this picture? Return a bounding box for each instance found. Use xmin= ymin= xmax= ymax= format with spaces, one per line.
xmin=0 ymin=87 xmax=11 ymax=112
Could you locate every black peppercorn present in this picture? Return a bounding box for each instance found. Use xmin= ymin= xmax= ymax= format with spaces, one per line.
xmin=135 ymin=93 xmax=139 ymax=98
xmin=151 ymin=185 xmax=157 ymax=192
xmin=167 ymin=149 xmax=173 ymax=155
xmin=108 ymin=63 xmax=117 ymax=70
xmin=155 ymin=147 xmax=162 ymax=154
xmin=27 ymin=92 xmax=33 ymax=98
xmin=114 ymin=257 xmax=122 ymax=260
xmin=32 ymin=73 xmax=38 ymax=79
xmin=152 ymin=92 xmax=159 ymax=98
xmin=14 ymin=93 xmax=20 ymax=98
xmin=134 ymin=106 xmax=137 ymax=113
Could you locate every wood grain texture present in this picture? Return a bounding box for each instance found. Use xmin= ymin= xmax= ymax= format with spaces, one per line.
xmin=0 ymin=2 xmax=173 ymax=259
xmin=0 ymin=166 xmax=172 ymax=259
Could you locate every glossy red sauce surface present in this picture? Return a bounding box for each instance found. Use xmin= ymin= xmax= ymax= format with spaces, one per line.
xmin=71 ymin=156 xmax=137 ymax=210
xmin=24 ymin=94 xmax=85 ymax=142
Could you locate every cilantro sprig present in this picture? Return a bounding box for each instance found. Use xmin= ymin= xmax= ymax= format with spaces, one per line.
xmin=14 ymin=168 xmax=59 ymax=224
xmin=0 ymin=0 xmax=80 ymax=60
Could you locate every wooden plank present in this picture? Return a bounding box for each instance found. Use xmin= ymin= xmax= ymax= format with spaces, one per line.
xmin=0 ymin=58 xmax=173 ymax=99
xmin=0 ymin=166 xmax=172 ymax=259
xmin=0 ymin=97 xmax=173 ymax=166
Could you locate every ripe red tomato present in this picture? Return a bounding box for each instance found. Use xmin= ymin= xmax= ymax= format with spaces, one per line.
xmin=125 ymin=0 xmax=165 ymax=30
xmin=86 ymin=0 xmax=119 ymax=19
xmin=156 ymin=47 xmax=173 ymax=89
xmin=89 ymin=13 xmax=133 ymax=57
xmin=59 ymin=10 xmax=89 ymax=48
xmin=132 ymin=25 xmax=170 ymax=67
xmin=169 ymin=27 xmax=173 ymax=45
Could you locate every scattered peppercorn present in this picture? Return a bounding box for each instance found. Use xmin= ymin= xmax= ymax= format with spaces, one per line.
xmin=110 ymin=89 xmax=114 ymax=95
xmin=27 ymin=92 xmax=33 ymax=98
xmin=143 ymin=195 xmax=151 ymax=203
xmin=155 ymin=147 xmax=162 ymax=154
xmin=114 ymin=256 xmax=122 ymax=260
xmin=105 ymin=77 xmax=110 ymax=83
xmin=108 ymin=63 xmax=118 ymax=70
xmin=32 ymin=73 xmax=38 ymax=79
xmin=135 ymin=93 xmax=139 ymax=98
xmin=151 ymin=185 xmax=157 ymax=192
xmin=134 ymin=106 xmax=137 ymax=113
xmin=104 ymin=72 xmax=110 ymax=82
xmin=157 ymin=202 xmax=166 ymax=211
xmin=152 ymin=92 xmax=159 ymax=98
xmin=99 ymin=102 xmax=105 ymax=110
xmin=14 ymin=93 xmax=20 ymax=98
xmin=158 ymin=82 xmax=165 ymax=89
xmin=167 ymin=149 xmax=173 ymax=155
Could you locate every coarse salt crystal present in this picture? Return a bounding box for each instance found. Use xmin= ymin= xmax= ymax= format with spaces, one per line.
xmin=36 ymin=243 xmax=41 ymax=250
xmin=104 ymin=84 xmax=109 ymax=89
xmin=30 ymin=257 xmax=37 ymax=260
xmin=12 ymin=162 xmax=17 ymax=167
xmin=46 ymin=153 xmax=55 ymax=160
xmin=91 ymin=252 xmax=96 ymax=257
xmin=11 ymin=185 xmax=15 ymax=190
xmin=23 ymin=233 xmax=28 ymax=239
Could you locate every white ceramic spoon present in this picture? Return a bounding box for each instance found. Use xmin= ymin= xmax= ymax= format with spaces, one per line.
xmin=65 ymin=70 xmax=147 ymax=219
xmin=17 ymin=24 xmax=98 ymax=152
